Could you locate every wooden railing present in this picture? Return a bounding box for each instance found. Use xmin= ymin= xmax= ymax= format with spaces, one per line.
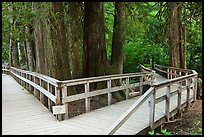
xmin=106 ymin=64 xmax=198 ymax=134
xmin=60 ymin=71 xmax=154 ymax=119
xmin=2 ymin=67 xmax=64 ymax=120
xmin=2 ymin=66 xmax=154 ymax=121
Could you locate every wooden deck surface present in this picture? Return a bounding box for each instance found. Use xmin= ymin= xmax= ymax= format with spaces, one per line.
xmin=2 ymin=73 xmax=194 ymax=135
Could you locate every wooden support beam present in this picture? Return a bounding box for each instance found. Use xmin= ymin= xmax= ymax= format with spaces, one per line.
xmin=40 ymin=79 xmax=45 ymax=105
xmin=139 ymin=76 xmax=143 ymax=95
xmin=165 ymin=85 xmax=170 ymax=122
xmin=62 ymin=86 xmax=69 ymax=119
xmin=185 ymin=79 xmax=190 ymax=112
xmin=126 ymin=77 xmax=129 ymax=99
xmin=85 ymin=82 xmax=90 ymax=113
xmin=177 ymin=82 xmax=182 ymax=118
xmin=149 ymin=88 xmax=156 ymax=130
xmin=107 ymin=79 xmax=112 ymax=106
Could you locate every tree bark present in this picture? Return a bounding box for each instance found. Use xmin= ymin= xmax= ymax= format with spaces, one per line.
xmin=33 ymin=2 xmax=48 ymax=75
xmin=83 ymin=2 xmax=109 ymax=78
xmin=111 ymin=2 xmax=125 ymax=74
xmin=182 ymin=2 xmax=187 ymax=69
xmin=67 ymin=2 xmax=83 ymax=79
xmin=12 ymin=42 xmax=20 ymax=67
xmin=25 ymin=26 xmax=34 ymax=71
xmin=83 ymin=2 xmax=125 ymax=101
xmin=168 ymin=2 xmax=182 ymax=68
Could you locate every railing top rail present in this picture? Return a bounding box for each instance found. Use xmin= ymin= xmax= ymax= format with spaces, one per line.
xmin=140 ymin=64 xmax=156 ymax=73
xmin=155 ymin=64 xmax=192 ymax=72
xmin=9 ymin=67 xmax=154 ymax=87
xmin=61 ymin=72 xmax=153 ymax=85
xmin=152 ymin=70 xmax=197 ymax=89
xmin=106 ymin=87 xmax=155 ymax=135
xmin=10 ymin=67 xmax=60 ymax=86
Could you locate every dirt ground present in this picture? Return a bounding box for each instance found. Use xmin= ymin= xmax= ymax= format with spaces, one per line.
xmin=163 ymin=99 xmax=202 ymax=135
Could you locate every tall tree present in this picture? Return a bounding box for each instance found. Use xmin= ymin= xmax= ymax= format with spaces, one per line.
xmin=67 ymin=2 xmax=83 ymax=79
xmin=111 ymin=2 xmax=126 ymax=74
xmin=168 ymin=2 xmax=182 ymax=68
xmin=49 ymin=2 xmax=72 ymax=80
xmin=32 ymin=2 xmax=48 ymax=74
xmin=83 ymin=2 xmax=109 ymax=78
xmin=83 ymin=2 xmax=125 ymax=101
xmin=182 ymin=2 xmax=187 ymax=69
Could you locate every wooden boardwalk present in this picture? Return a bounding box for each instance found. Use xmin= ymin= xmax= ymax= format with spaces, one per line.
xmin=2 ymin=73 xmax=194 ymax=135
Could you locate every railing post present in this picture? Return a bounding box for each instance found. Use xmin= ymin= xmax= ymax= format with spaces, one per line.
xmin=167 ymin=68 xmax=169 ymax=79
xmin=107 ymin=79 xmax=112 ymax=106
xmin=55 ymin=82 xmax=63 ymax=121
xmin=179 ymin=71 xmax=181 ymax=76
xmin=85 ymin=82 xmax=90 ymax=113
xmin=169 ymin=69 xmax=172 ymax=79
xmin=174 ymin=70 xmax=177 ymax=78
xmin=185 ymin=79 xmax=190 ymax=112
xmin=139 ymin=76 xmax=143 ymax=95
xmin=149 ymin=88 xmax=156 ymax=130
xmin=193 ymin=75 xmax=198 ymax=102
xmin=62 ymin=85 xmax=69 ymax=119
xmin=185 ymin=72 xmax=188 ymax=86
xmin=47 ymin=82 xmax=52 ymax=112
xmin=33 ymin=76 xmax=40 ymax=99
xmin=177 ymin=82 xmax=182 ymax=118
xmin=39 ymin=79 xmax=45 ymax=105
xmin=165 ymin=85 xmax=170 ymax=122
xmin=126 ymin=77 xmax=129 ymax=99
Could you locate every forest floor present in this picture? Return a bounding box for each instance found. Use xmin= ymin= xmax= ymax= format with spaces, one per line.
xmin=162 ymin=99 xmax=202 ymax=135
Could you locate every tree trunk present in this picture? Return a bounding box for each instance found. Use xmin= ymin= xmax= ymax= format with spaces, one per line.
xmin=12 ymin=42 xmax=20 ymax=67
xmin=25 ymin=26 xmax=34 ymax=71
xmin=182 ymin=2 xmax=187 ymax=69
xmin=18 ymin=42 xmax=27 ymax=66
xmin=67 ymin=2 xmax=83 ymax=79
xmin=83 ymin=2 xmax=125 ymax=101
xmin=32 ymin=2 xmax=47 ymax=75
xmin=49 ymin=2 xmax=72 ymax=81
xmin=83 ymin=2 xmax=109 ymax=78
xmin=111 ymin=2 xmax=125 ymax=74
xmin=168 ymin=2 xmax=182 ymax=68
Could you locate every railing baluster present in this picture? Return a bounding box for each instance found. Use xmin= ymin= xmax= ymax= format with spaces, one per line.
xmin=185 ymin=79 xmax=190 ymax=112
xmin=169 ymin=69 xmax=172 ymax=79
xmin=62 ymin=86 xmax=69 ymax=119
xmin=177 ymin=81 xmax=182 ymax=117
xmin=194 ymin=75 xmax=198 ymax=102
xmin=149 ymin=88 xmax=156 ymax=130
xmin=126 ymin=77 xmax=129 ymax=99
xmin=47 ymin=82 xmax=52 ymax=111
xmin=167 ymin=68 xmax=169 ymax=79
xmin=107 ymin=79 xmax=112 ymax=106
xmin=139 ymin=76 xmax=143 ymax=95
xmin=165 ymin=85 xmax=170 ymax=122
xmin=40 ymin=79 xmax=45 ymax=105
xmin=85 ymin=82 xmax=90 ymax=112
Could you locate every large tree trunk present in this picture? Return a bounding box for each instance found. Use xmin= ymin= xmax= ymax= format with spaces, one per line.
xmin=33 ymin=2 xmax=48 ymax=75
xmin=12 ymin=42 xmax=20 ymax=67
xmin=182 ymin=2 xmax=187 ymax=69
xmin=25 ymin=26 xmax=34 ymax=71
xmin=83 ymin=2 xmax=125 ymax=101
xmin=168 ymin=2 xmax=182 ymax=68
xmin=67 ymin=2 xmax=83 ymax=79
xmin=18 ymin=42 xmax=27 ymax=66
xmin=83 ymin=2 xmax=109 ymax=78
xmin=49 ymin=2 xmax=72 ymax=81
xmin=111 ymin=2 xmax=125 ymax=74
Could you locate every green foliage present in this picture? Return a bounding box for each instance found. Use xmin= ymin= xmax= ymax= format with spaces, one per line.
xmin=192 ymin=128 xmax=202 ymax=135
xmin=2 ymin=2 xmax=202 ymax=80
xmin=148 ymin=129 xmax=172 ymax=135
